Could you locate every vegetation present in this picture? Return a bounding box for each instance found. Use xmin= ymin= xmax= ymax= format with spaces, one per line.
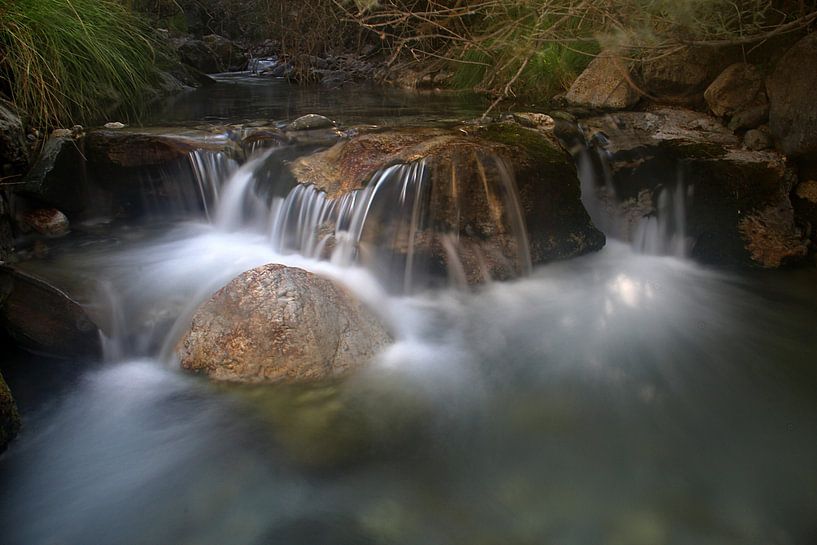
xmin=338 ymin=0 xmax=817 ymax=104
xmin=0 ymin=0 xmax=161 ymax=127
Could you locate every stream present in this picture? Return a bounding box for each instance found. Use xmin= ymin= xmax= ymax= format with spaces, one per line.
xmin=1 ymin=77 xmax=816 ymax=545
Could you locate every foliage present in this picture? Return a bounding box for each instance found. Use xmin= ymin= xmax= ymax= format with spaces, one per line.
xmin=339 ymin=0 xmax=817 ymax=102
xmin=0 ymin=0 xmax=161 ymax=126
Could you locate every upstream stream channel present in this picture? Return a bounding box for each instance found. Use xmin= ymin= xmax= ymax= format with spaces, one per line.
xmin=1 ymin=76 xmax=816 ymax=545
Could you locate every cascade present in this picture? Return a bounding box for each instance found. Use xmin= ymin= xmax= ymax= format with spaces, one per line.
xmin=574 ymin=131 xmax=693 ymax=258
xmin=193 ymin=146 xmax=532 ymax=292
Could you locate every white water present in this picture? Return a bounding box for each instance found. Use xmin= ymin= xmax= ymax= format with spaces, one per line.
xmin=1 ymin=124 xmax=816 ymax=545
xmin=576 ymin=139 xmax=693 ymax=257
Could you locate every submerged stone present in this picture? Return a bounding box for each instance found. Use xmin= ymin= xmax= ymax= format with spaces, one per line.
xmin=178 ymin=264 xmax=391 ymax=384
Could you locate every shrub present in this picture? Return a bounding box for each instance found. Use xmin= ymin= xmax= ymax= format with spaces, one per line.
xmin=0 ymin=0 xmax=161 ymax=126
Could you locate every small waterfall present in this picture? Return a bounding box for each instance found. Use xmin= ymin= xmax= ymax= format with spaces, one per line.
xmin=189 ymin=146 xmax=532 ymax=292
xmin=575 ymin=131 xmax=693 ymax=258
xmin=188 ymin=150 xmax=239 ymax=220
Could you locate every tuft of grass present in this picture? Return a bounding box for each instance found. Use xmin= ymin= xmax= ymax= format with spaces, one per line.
xmin=0 ymin=0 xmax=162 ymax=127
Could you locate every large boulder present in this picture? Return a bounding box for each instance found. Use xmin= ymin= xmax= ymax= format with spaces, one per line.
xmin=0 ymin=370 xmax=20 ymax=452
xmin=202 ymin=34 xmax=246 ymax=72
xmin=0 ymin=265 xmax=102 ymax=358
xmin=580 ymin=108 xmax=808 ymax=267
xmin=565 ymin=53 xmax=640 ymax=110
xmin=178 ymin=264 xmax=391 ymax=384
xmin=704 ymin=63 xmax=766 ymax=118
xmin=288 ymin=118 xmax=605 ymax=284
xmin=767 ymin=32 xmax=817 ymax=157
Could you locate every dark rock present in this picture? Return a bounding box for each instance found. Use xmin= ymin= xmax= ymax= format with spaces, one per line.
xmin=744 ymin=128 xmax=772 ymax=151
xmin=0 ymin=191 xmax=12 ymax=260
xmin=727 ymin=103 xmax=769 ymax=131
xmin=0 ymin=265 xmax=102 ymax=358
xmin=704 ymin=63 xmax=766 ymax=117
xmin=178 ymin=264 xmax=391 ymax=384
xmin=565 ymin=53 xmax=640 ymax=110
xmin=19 ymin=208 xmax=70 ymax=237
xmin=18 ymin=136 xmax=87 ymax=213
xmin=202 ymin=34 xmax=246 ymax=71
xmin=642 ymin=47 xmax=730 ymax=103
xmin=0 ymin=370 xmax=20 ymax=452
xmin=793 ymin=179 xmax=817 ymax=244
xmin=767 ymin=32 xmax=817 ymax=157
xmin=178 ymin=38 xmax=221 ymax=74
xmin=581 ymin=108 xmax=808 ymax=267
xmin=1 ymin=102 xmax=29 ymax=176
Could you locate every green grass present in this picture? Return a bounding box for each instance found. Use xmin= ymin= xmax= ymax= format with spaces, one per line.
xmin=0 ymin=0 xmax=162 ymax=127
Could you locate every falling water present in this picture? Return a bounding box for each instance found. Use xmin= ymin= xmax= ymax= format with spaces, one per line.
xmin=575 ymin=132 xmax=693 ymax=257
xmin=192 ymin=145 xmax=531 ymax=292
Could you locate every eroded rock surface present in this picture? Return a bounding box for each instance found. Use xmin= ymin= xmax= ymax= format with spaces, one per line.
xmin=768 ymin=32 xmax=817 ymax=157
xmin=178 ymin=264 xmax=391 ymax=383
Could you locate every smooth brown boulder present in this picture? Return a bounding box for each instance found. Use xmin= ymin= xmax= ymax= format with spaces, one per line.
xmin=565 ymin=53 xmax=640 ymax=110
xmin=704 ymin=63 xmax=766 ymax=117
xmin=178 ymin=264 xmax=391 ymax=384
xmin=642 ymin=47 xmax=728 ymax=103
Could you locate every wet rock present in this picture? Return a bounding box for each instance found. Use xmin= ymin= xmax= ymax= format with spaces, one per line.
xmin=0 ymin=265 xmax=102 ymax=358
xmin=767 ymin=32 xmax=817 ymax=157
xmin=103 ymin=122 xmax=126 ymax=129
xmin=286 ymin=114 xmax=335 ymax=132
xmin=642 ymin=47 xmax=729 ymax=103
xmin=289 ymin=119 xmax=604 ymax=281
xmin=744 ymin=127 xmax=772 ymax=151
xmin=581 ymin=108 xmax=808 ymax=267
xmin=704 ymin=63 xmax=766 ymax=117
xmin=19 ymin=208 xmax=70 ymax=237
xmin=178 ymin=264 xmax=391 ymax=384
xmin=0 ymin=102 xmax=29 ymax=176
xmin=565 ymin=53 xmax=640 ymax=110
xmin=0 ymin=370 xmax=20 ymax=452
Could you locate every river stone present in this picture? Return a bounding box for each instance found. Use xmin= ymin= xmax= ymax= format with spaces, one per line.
xmin=767 ymin=32 xmax=817 ymax=157
xmin=287 ymin=114 xmax=336 ymax=131
xmin=19 ymin=208 xmax=70 ymax=237
xmin=0 ymin=265 xmax=102 ymax=358
xmin=178 ymin=264 xmax=391 ymax=384
xmin=744 ymin=128 xmax=772 ymax=151
xmin=565 ymin=53 xmax=640 ymax=110
xmin=581 ymin=108 xmax=808 ymax=267
xmin=202 ymin=34 xmax=246 ymax=71
xmin=288 ymin=118 xmax=604 ymax=283
xmin=178 ymin=38 xmax=222 ymax=74
xmin=0 ymin=370 xmax=20 ymax=452
xmin=704 ymin=63 xmax=766 ymax=117
xmin=793 ymin=179 xmax=817 ymax=243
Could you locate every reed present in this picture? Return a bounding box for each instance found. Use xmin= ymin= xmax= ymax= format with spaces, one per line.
xmin=0 ymin=0 xmax=161 ymax=126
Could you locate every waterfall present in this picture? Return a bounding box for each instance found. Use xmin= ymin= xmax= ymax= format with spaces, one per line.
xmin=575 ymin=132 xmax=693 ymax=258
xmin=185 ymin=146 xmax=532 ymax=292
xmin=188 ymin=150 xmax=239 ymax=220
